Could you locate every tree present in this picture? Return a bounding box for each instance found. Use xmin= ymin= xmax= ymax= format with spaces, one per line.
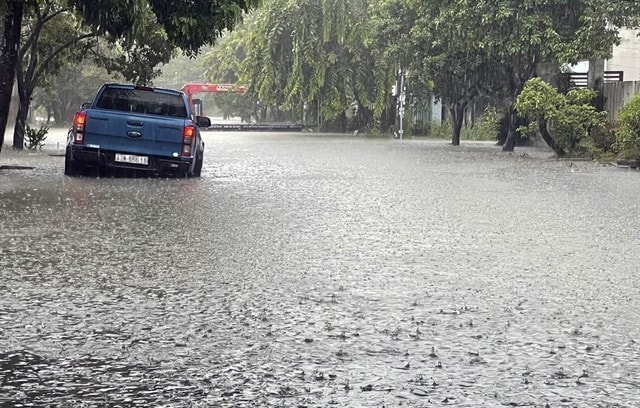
xmin=409 ymin=1 xmax=497 ymax=145
xmin=1 ymin=0 xmax=259 ymax=152
xmin=231 ymin=0 xmax=376 ymax=131
xmin=13 ymin=1 xmax=95 ymax=149
xmin=467 ymin=0 xmax=639 ymax=152
xmin=369 ymin=0 xmax=640 ymax=148
xmin=0 ymin=1 xmax=26 ymax=151
xmin=16 ymin=2 xmax=176 ymax=147
xmin=32 ymin=62 xmax=121 ymax=125
xmin=89 ymin=5 xmax=176 ymax=85
xmin=69 ymin=0 xmax=259 ymax=56
xmin=153 ymin=50 xmax=209 ymax=90
xmin=201 ymin=23 xmax=250 ymax=86
xmin=197 ymin=25 xmax=259 ymax=122
xmin=367 ymin=0 xmax=423 ymax=134
xmin=516 ymin=77 xmax=605 ymax=157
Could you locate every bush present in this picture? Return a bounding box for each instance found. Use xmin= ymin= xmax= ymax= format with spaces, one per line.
xmin=585 ymin=120 xmax=617 ymax=160
xmin=461 ymin=107 xmax=500 ymax=141
xmin=427 ymin=119 xmax=452 ymax=139
xmin=24 ymin=125 xmax=48 ymax=150
xmin=615 ymin=93 xmax=640 ymax=160
xmin=421 ymin=107 xmax=500 ymax=141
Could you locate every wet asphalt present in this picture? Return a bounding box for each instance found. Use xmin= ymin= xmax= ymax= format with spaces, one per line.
xmin=1 ymin=130 xmax=639 ymax=407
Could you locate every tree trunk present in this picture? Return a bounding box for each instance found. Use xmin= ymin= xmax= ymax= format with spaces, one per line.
xmin=496 ymin=111 xmax=509 ymax=145
xmin=0 ymin=1 xmax=24 ymax=152
xmin=13 ymin=88 xmax=32 ymax=150
xmin=54 ymin=105 xmax=64 ymax=125
xmin=501 ymin=105 xmax=518 ymax=152
xmin=336 ymin=112 xmax=347 ymax=132
xmin=449 ymin=103 xmax=464 ymax=146
xmin=537 ymin=117 xmax=565 ymax=157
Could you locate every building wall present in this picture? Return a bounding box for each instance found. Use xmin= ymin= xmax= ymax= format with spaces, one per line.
xmin=608 ymin=29 xmax=640 ymax=81
xmin=8 ymin=96 xmax=18 ymax=126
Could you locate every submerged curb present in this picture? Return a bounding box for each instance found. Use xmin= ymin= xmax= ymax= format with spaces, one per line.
xmin=0 ymin=165 xmax=35 ymax=170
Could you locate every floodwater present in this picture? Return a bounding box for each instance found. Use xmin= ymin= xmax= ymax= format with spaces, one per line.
xmin=1 ymin=131 xmax=639 ymax=407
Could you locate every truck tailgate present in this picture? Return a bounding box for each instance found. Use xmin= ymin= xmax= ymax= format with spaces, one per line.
xmin=83 ymin=109 xmax=185 ymax=158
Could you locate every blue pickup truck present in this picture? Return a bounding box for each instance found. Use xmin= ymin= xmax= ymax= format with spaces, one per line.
xmin=65 ymin=83 xmax=211 ymax=177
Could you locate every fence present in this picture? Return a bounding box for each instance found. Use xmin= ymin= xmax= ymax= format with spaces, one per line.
xmin=559 ymin=71 xmax=624 ymax=90
xmin=603 ymin=81 xmax=640 ymax=120
xmin=557 ymin=71 xmax=639 ymax=120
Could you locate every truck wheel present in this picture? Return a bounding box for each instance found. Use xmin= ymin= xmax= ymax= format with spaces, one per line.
xmin=64 ymin=147 xmax=81 ymax=176
xmin=191 ymin=151 xmax=203 ymax=177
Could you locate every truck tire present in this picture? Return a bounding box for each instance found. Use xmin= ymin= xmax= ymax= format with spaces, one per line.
xmin=64 ymin=147 xmax=81 ymax=176
xmin=191 ymin=150 xmax=203 ymax=177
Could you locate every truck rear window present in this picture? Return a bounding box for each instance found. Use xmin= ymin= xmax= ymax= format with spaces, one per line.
xmin=95 ymin=87 xmax=188 ymax=118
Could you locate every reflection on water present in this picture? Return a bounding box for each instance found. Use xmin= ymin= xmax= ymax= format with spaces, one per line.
xmin=1 ymin=134 xmax=640 ymax=406
xmin=0 ymin=350 xmax=204 ymax=406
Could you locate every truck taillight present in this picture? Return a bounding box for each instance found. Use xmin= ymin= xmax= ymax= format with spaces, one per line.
xmin=73 ymin=112 xmax=86 ymax=144
xmin=182 ymin=125 xmax=195 ymax=157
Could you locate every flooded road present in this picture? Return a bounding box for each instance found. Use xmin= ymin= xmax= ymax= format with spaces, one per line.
xmin=1 ymin=132 xmax=640 ymax=407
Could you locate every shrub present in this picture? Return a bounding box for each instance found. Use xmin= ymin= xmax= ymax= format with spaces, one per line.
xmin=585 ymin=120 xmax=617 ymax=160
xmin=427 ymin=119 xmax=452 ymax=139
xmin=421 ymin=107 xmax=500 ymax=141
xmin=461 ymin=107 xmax=500 ymax=141
xmin=615 ymin=93 xmax=640 ymax=160
xmin=24 ymin=125 xmax=49 ymax=150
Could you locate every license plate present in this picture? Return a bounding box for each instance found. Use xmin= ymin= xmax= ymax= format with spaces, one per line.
xmin=115 ymin=153 xmax=148 ymax=165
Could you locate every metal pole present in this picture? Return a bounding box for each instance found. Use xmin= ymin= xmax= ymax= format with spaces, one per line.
xmin=398 ymin=70 xmax=405 ymax=140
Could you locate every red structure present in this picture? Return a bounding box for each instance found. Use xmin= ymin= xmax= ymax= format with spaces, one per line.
xmin=180 ymin=82 xmax=304 ymax=132
xmin=180 ymin=83 xmax=247 ymax=114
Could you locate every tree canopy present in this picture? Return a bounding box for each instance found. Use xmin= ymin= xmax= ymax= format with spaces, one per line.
xmin=200 ymin=0 xmax=382 ymax=130
xmin=4 ymin=0 xmax=640 ymax=152
xmin=68 ymin=0 xmax=259 ymax=55
xmin=199 ymin=0 xmax=640 ymax=139
xmin=516 ymin=77 xmax=606 ymax=157
xmin=1 ymin=0 xmax=260 ymax=151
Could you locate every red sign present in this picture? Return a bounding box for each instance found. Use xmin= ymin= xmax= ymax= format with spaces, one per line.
xmin=181 ymin=83 xmax=246 ymax=100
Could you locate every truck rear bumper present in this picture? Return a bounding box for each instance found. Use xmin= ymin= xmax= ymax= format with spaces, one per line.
xmin=70 ymin=146 xmax=191 ymax=175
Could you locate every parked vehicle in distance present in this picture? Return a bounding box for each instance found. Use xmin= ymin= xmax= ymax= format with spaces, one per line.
xmin=65 ymin=83 xmax=211 ymax=177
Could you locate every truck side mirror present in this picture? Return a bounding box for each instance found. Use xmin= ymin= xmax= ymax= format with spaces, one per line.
xmin=196 ymin=116 xmax=211 ymax=128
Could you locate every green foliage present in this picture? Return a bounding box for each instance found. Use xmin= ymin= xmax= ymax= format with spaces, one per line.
xmin=66 ymin=0 xmax=145 ymax=41
xmin=161 ymin=0 xmax=640 ymax=136
xmin=2 ymin=0 xmax=259 ymax=151
xmin=201 ymin=0 xmax=376 ymax=131
xmin=461 ymin=108 xmax=500 ymax=141
xmin=369 ymin=0 xmax=640 ymax=149
xmin=615 ymin=93 xmax=640 ymax=160
xmin=33 ymin=60 xmax=121 ymax=125
xmin=201 ymin=24 xmax=248 ymax=85
xmin=12 ymin=1 xmax=96 ymax=149
xmin=515 ymin=78 xmax=556 ymax=116
xmin=154 ymin=50 xmax=209 ymax=89
xmin=24 ymin=124 xmax=48 ymax=149
xmin=585 ymin=120 xmax=617 ymax=160
xmin=210 ymin=92 xmax=257 ymax=123
xmin=90 ymin=7 xmax=175 ymax=85
xmin=147 ymin=0 xmax=259 ymax=56
xmin=516 ymin=77 xmax=606 ymax=156
xmin=426 ymin=120 xmax=451 ymax=140
xmin=22 ymin=2 xmax=92 ymax=79
xmin=69 ymin=0 xmax=260 ymax=56
xmin=418 ymin=107 xmax=499 ymax=142
xmin=367 ymin=0 xmax=419 ymax=118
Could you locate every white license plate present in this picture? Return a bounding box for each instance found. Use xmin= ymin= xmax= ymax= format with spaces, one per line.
xmin=115 ymin=153 xmax=148 ymax=165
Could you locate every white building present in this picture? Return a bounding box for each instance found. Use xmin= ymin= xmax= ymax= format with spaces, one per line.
xmin=607 ymin=28 xmax=640 ymax=81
